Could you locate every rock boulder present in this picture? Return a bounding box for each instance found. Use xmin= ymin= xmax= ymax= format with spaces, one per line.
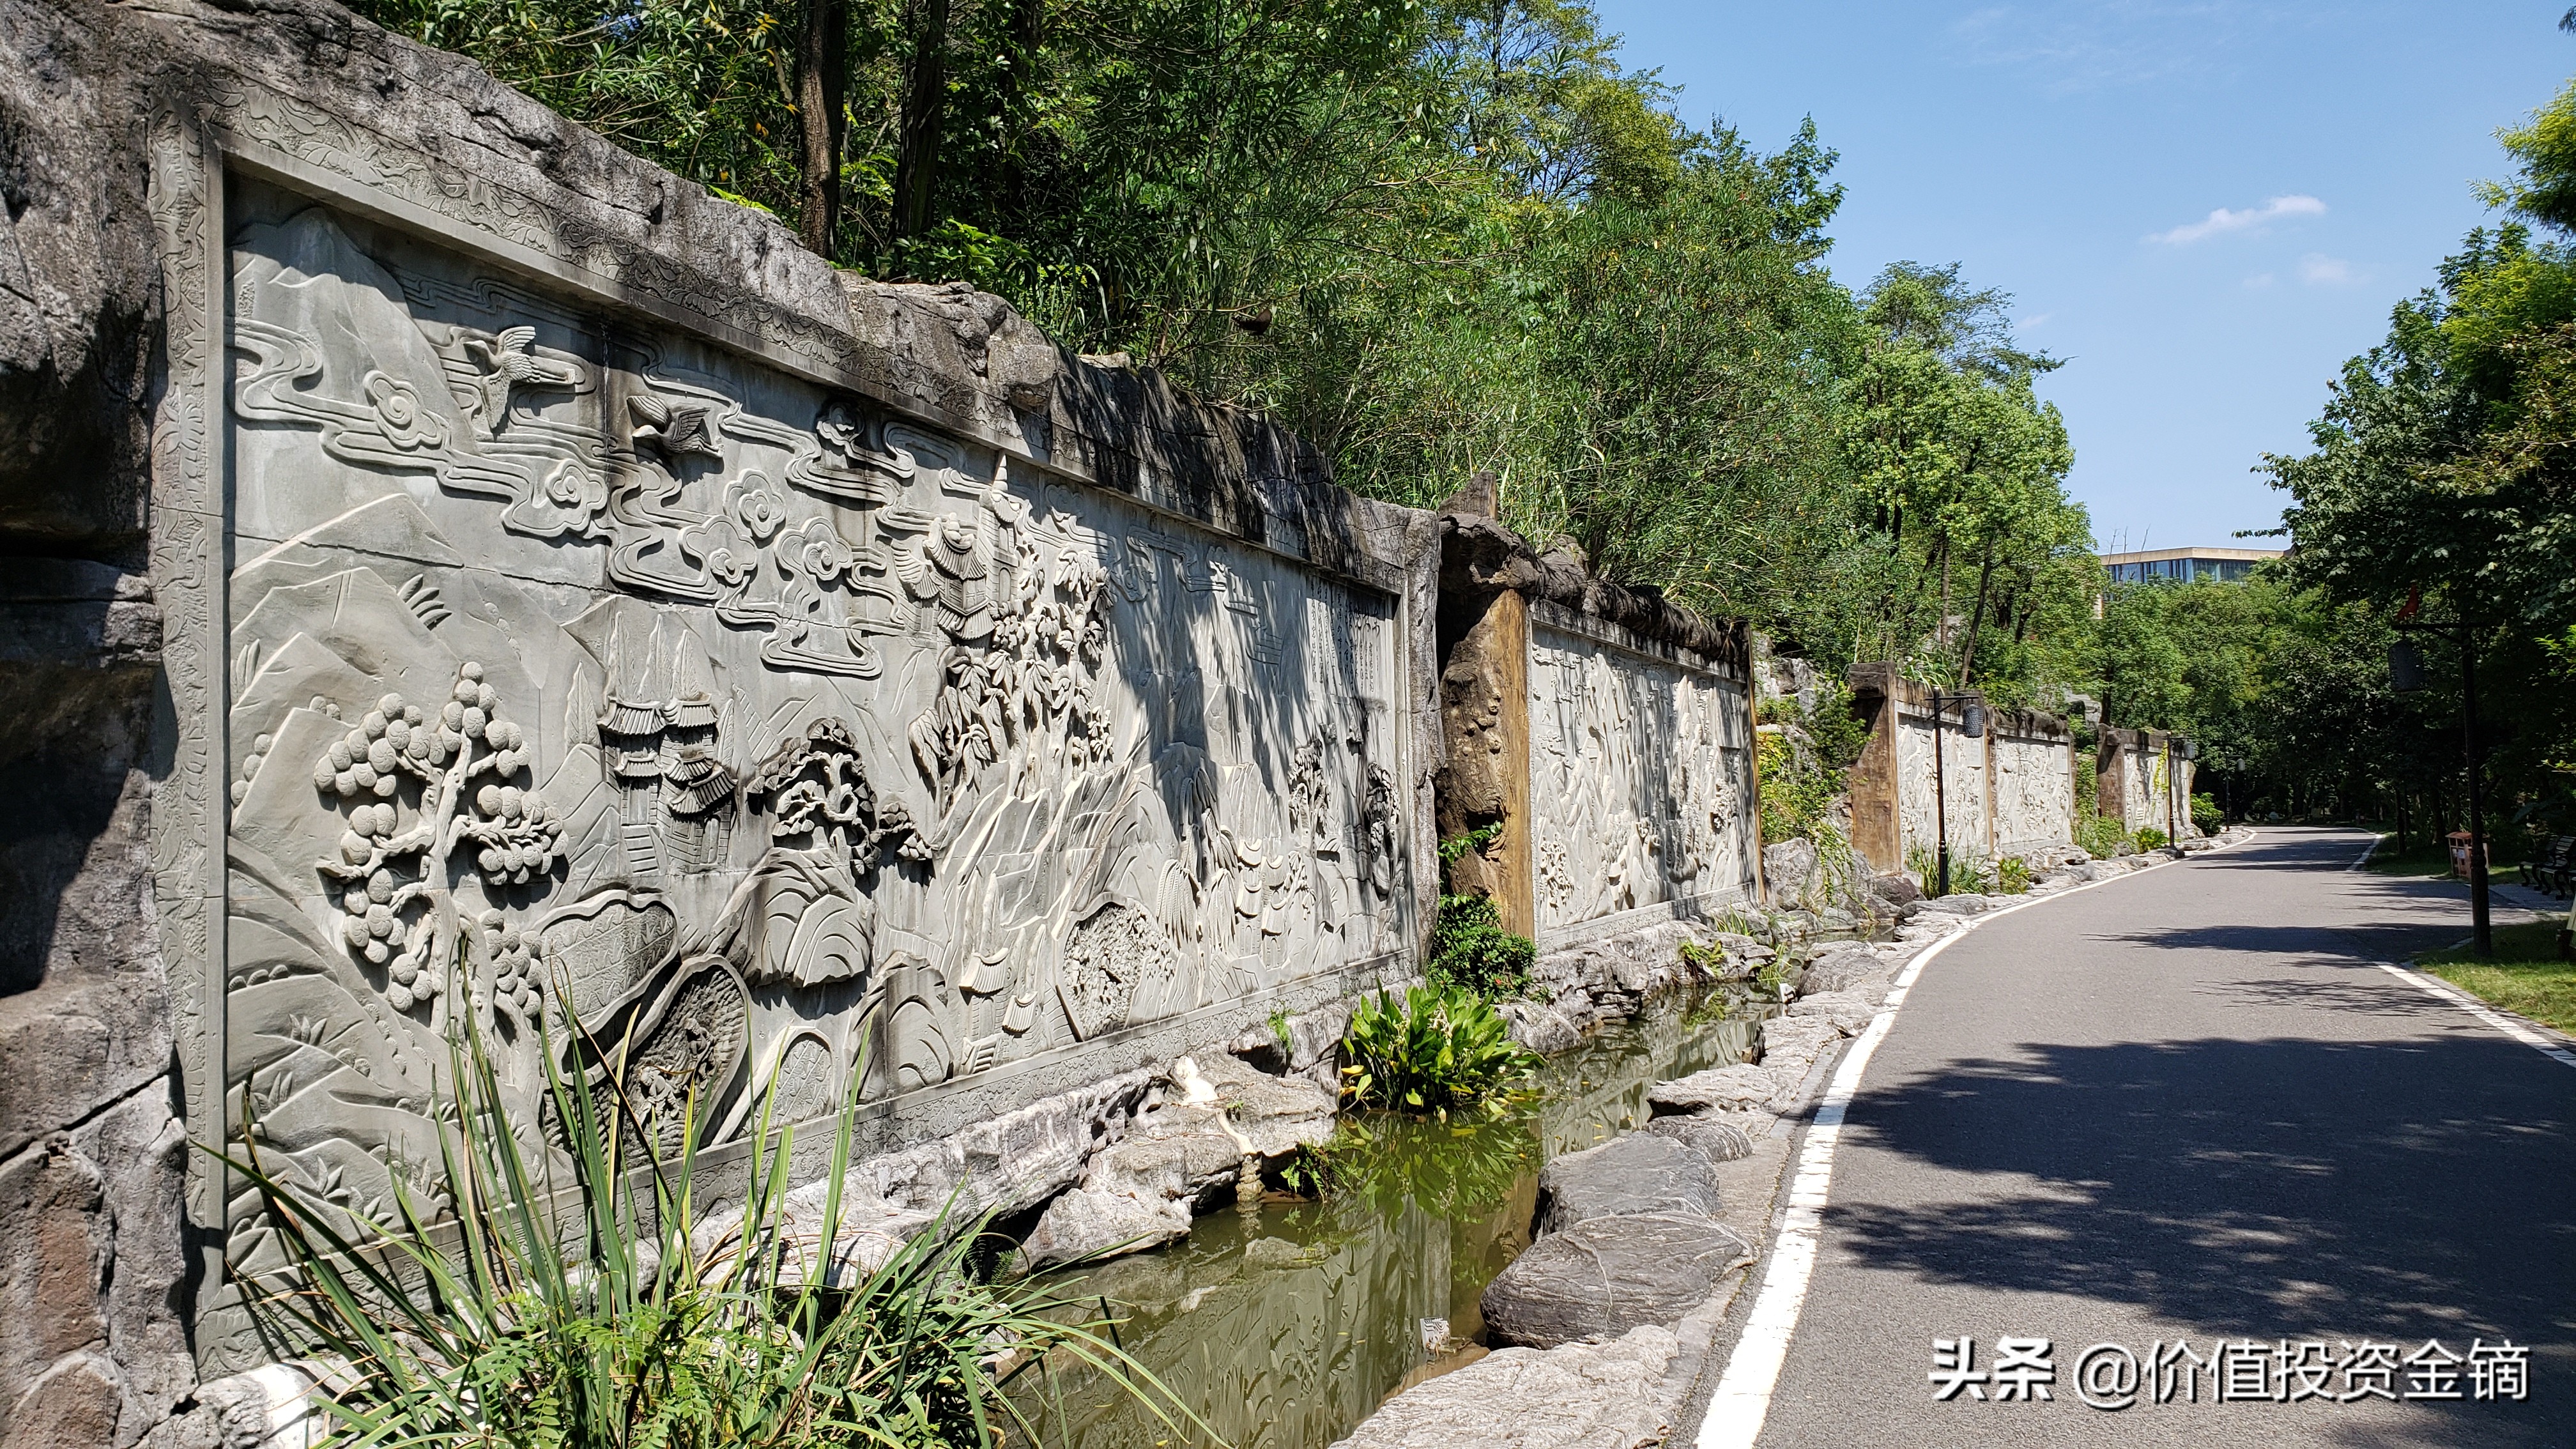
xmin=1330 ymin=1325 xmax=1682 ymax=1449
xmin=1537 ymin=1133 xmax=1722 ymax=1232
xmin=1648 ymin=1064 xmax=1782 ymax=1116
xmin=1639 ymin=1112 xmax=1756 ymax=1165
xmin=1480 ymin=1213 xmax=1754 ymax=1349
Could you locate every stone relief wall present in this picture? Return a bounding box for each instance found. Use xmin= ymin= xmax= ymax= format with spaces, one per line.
xmin=1847 ymin=667 xmax=2077 ymax=878
xmin=2098 ymin=727 xmax=2195 ymax=837
xmin=1430 ymin=509 xmax=1754 ymax=957
xmin=1890 ymin=702 xmax=1987 ymax=874
xmin=1524 ymin=607 xmax=1756 ymax=953
xmin=212 ymin=181 xmax=1415 ymax=1281
xmin=1991 ymin=716 xmax=2076 ymax=859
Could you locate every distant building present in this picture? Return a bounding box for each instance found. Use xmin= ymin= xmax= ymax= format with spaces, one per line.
xmin=2100 ymin=546 xmax=2283 ymax=585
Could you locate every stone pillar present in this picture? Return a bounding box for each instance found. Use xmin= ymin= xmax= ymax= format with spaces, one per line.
xmin=1844 ymin=664 xmax=1902 ymax=878
xmin=2097 ymin=728 xmax=2131 ymax=827
xmin=1434 ymin=586 xmax=1533 ymax=939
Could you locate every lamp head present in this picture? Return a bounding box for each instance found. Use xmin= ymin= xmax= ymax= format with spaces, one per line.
xmin=2389 ymin=641 xmax=2428 ymax=694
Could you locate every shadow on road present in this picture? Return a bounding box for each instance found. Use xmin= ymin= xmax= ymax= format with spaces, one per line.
xmin=1836 ymin=1033 xmax=2574 ymax=1442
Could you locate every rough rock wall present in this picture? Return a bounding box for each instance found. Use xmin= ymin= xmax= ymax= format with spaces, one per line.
xmin=1436 ymin=503 xmax=1756 ymax=953
xmin=0 ymin=0 xmax=1441 ymax=1432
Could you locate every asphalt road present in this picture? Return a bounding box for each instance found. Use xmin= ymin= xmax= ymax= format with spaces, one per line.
xmin=1747 ymin=827 xmax=2576 ymax=1448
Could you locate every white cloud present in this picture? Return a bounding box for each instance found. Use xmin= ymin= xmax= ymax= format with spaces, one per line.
xmin=2147 ymin=194 xmax=2326 ymax=245
xmin=2297 ymin=253 xmax=2360 ymax=285
xmin=1950 ymin=2 xmax=2250 ymax=96
xmin=2243 ymin=273 xmax=2276 ymax=289
xmin=2017 ymin=312 xmax=2052 ymax=330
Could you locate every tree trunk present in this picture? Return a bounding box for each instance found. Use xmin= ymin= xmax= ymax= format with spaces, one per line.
xmin=795 ymin=0 xmax=848 ymax=258
xmin=1958 ymin=542 xmax=1996 ymax=686
xmin=892 ymin=0 xmax=953 ymax=248
xmin=994 ymin=0 xmax=1046 ymax=217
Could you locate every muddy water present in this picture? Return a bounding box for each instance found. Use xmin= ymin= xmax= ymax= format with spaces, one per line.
xmin=1025 ymin=987 xmax=1776 ymax=1449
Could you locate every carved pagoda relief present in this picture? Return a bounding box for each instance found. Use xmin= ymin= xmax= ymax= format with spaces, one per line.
xmin=213 ymin=180 xmax=1411 ymax=1261
xmin=1526 ymin=627 xmax=1755 ymax=947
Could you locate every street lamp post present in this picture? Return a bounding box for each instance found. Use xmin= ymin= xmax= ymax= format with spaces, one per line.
xmin=1927 ymin=686 xmax=1987 ymax=898
xmin=2391 ymin=619 xmax=2490 ymax=958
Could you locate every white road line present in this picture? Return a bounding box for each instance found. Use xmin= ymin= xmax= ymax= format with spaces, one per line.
xmin=1692 ymin=829 xmax=2260 ymax=1449
xmin=2346 ymin=834 xmax=2385 ymax=870
xmin=2370 ymin=960 xmax=2576 ymax=1071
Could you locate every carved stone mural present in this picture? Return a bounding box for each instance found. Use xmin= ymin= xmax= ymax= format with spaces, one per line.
xmin=1525 ymin=608 xmax=1755 ymax=951
xmin=213 ymin=180 xmax=1413 ymax=1265
xmin=1991 ymin=716 xmax=2077 ymax=859
xmin=1893 ymin=703 xmax=1989 ymax=873
xmin=1844 ymin=667 xmax=2079 ymax=877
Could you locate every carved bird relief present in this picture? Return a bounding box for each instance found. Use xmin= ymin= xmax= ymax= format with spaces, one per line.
xmin=461 ymin=325 xmax=576 ymax=435
xmin=629 ymin=393 xmax=723 ymax=462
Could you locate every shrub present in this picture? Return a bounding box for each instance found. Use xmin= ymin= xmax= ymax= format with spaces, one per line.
xmin=1427 ymin=892 xmax=1537 ymax=999
xmin=1756 ymin=678 xmax=1867 ymax=847
xmin=1430 ymin=824 xmax=1538 ymax=1000
xmin=2076 ymin=813 xmax=2128 ymax=860
xmin=2191 ymin=792 xmax=2223 ymax=834
xmin=220 ymin=1018 xmax=1197 ymax=1449
xmin=1997 ymin=856 xmax=2032 ymax=894
xmin=2134 ymin=825 xmax=2170 ymax=851
xmin=1905 ymin=841 xmax=1991 ymax=896
xmin=1340 ymin=983 xmax=1537 ymax=1116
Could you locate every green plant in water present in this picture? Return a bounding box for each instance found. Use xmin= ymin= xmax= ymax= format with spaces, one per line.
xmin=1426 ymin=893 xmax=1538 ymax=999
xmin=1280 ymin=1113 xmax=1540 ymax=1220
xmin=217 ymin=1007 xmax=1202 ymax=1449
xmin=1677 ymin=939 xmax=1728 ymax=978
xmin=1997 ymin=855 xmax=2032 ymax=895
xmin=1340 ymin=983 xmax=1537 ymax=1117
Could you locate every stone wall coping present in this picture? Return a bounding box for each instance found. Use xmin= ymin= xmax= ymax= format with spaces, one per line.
xmin=1438 ymin=514 xmax=1749 ymax=671
xmin=1844 ymin=664 xmax=2075 ymax=742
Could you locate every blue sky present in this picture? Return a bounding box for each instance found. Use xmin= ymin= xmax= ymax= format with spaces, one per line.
xmin=1591 ymin=1 xmax=2576 ymax=553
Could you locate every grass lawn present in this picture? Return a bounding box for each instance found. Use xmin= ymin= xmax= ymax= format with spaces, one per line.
xmin=2419 ymin=918 xmax=2576 ymax=1035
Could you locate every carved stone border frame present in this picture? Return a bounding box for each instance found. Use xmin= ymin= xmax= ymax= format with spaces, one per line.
xmin=146 ymin=107 xmax=229 ymax=1305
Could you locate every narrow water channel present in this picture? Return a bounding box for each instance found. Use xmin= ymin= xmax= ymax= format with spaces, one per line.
xmin=1023 ymin=986 xmax=1775 ymax=1449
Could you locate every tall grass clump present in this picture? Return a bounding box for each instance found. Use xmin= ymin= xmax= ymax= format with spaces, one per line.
xmin=218 ymin=1008 xmax=1200 ymax=1449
